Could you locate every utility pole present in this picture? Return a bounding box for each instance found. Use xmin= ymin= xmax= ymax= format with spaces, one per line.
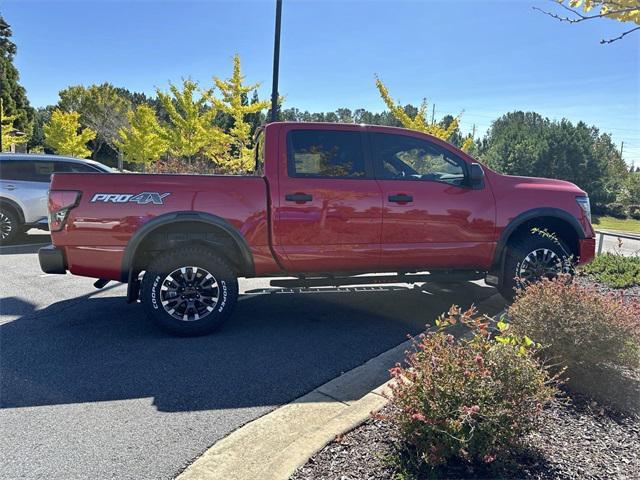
xmin=270 ymin=0 xmax=283 ymax=123
xmin=620 ymin=141 xmax=624 ymax=160
xmin=472 ymin=124 xmax=476 ymax=140
xmin=431 ymin=104 xmax=435 ymax=124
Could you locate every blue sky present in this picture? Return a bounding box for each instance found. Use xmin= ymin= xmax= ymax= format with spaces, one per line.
xmin=3 ymin=0 xmax=639 ymax=165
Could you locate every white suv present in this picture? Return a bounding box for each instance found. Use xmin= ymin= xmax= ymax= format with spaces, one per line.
xmin=0 ymin=154 xmax=113 ymax=244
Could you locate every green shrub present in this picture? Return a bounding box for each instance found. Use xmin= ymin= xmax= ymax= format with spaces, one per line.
xmin=509 ymin=278 xmax=640 ymax=370
xmin=606 ymin=202 xmax=627 ymax=219
xmin=388 ymin=306 xmax=556 ymax=470
xmin=581 ymin=252 xmax=640 ymax=288
xmin=628 ymin=205 xmax=640 ymax=220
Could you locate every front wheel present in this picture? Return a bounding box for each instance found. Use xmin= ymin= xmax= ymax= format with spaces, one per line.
xmin=498 ymin=234 xmax=572 ymax=301
xmin=140 ymin=246 xmax=239 ymax=336
xmin=0 ymin=207 xmax=21 ymax=245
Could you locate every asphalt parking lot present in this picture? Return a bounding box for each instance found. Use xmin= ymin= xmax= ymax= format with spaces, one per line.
xmin=0 ymin=234 xmax=499 ymax=479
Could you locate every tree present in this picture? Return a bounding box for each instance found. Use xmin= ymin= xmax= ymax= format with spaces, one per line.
xmin=44 ymin=110 xmax=96 ymax=158
xmin=210 ymin=54 xmax=269 ymax=172
xmin=156 ymin=78 xmax=228 ymax=164
xmin=115 ymin=105 xmax=168 ymax=169
xmin=0 ymin=16 xmax=34 ymax=139
xmin=375 ymin=76 xmax=473 ymax=151
xmin=58 ymin=83 xmax=131 ymax=158
xmin=1 ymin=100 xmax=28 ymax=151
xmin=535 ymin=0 xmax=640 ymax=43
xmin=479 ymin=111 xmax=626 ymax=206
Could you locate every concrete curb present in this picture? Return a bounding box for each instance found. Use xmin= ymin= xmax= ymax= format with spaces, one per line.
xmin=177 ymin=293 xmax=505 ymax=480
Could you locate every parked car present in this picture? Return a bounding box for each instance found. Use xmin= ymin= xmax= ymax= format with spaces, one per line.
xmin=0 ymin=154 xmax=113 ymax=244
xmin=38 ymin=122 xmax=595 ymax=335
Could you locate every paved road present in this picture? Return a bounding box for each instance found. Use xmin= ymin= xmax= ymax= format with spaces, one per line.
xmin=595 ymin=230 xmax=640 ymax=256
xmin=0 ymin=236 xmax=503 ymax=480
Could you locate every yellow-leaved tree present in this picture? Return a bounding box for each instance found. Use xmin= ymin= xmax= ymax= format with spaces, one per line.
xmin=536 ymin=1 xmax=640 ymax=43
xmin=44 ymin=110 xmax=96 ymax=158
xmin=375 ymin=76 xmax=474 ymax=152
xmin=115 ymin=104 xmax=168 ymax=170
xmin=157 ymin=79 xmax=228 ymax=164
xmin=1 ymin=100 xmax=28 ymax=151
xmin=210 ymin=54 xmax=270 ymax=173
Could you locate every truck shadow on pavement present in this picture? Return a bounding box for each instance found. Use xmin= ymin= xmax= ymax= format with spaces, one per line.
xmin=1 ymin=282 xmax=498 ymax=413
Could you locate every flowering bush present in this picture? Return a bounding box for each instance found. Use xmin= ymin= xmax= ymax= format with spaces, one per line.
xmin=147 ymin=157 xmax=221 ymax=175
xmin=388 ymin=306 xmax=556 ymax=469
xmin=509 ymin=278 xmax=640 ymax=369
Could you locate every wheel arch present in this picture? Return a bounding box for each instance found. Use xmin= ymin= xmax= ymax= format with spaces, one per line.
xmin=492 ymin=207 xmax=586 ymax=273
xmin=121 ymin=211 xmax=255 ymax=285
xmin=0 ymin=197 xmax=25 ymax=224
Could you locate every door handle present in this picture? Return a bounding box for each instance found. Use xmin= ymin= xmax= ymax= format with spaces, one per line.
xmin=2 ymin=184 xmax=16 ymax=191
xmin=388 ymin=194 xmax=413 ymax=203
xmin=285 ymin=193 xmax=313 ymax=203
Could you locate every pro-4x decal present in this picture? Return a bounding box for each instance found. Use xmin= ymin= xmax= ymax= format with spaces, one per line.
xmin=90 ymin=192 xmax=171 ymax=205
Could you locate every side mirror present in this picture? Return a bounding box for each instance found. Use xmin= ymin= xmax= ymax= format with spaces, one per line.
xmin=468 ymin=163 xmax=484 ymax=187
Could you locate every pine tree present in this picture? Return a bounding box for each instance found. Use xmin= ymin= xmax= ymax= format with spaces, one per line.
xmin=0 ymin=16 xmax=34 ymax=140
xmin=375 ymin=76 xmax=473 ymax=152
xmin=43 ymin=110 xmax=96 ymax=158
xmin=115 ymin=105 xmax=168 ymax=169
xmin=156 ymin=79 xmax=228 ymax=164
xmin=210 ymin=54 xmax=269 ymax=172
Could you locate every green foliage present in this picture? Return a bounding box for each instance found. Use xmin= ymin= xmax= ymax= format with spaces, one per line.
xmin=618 ymin=172 xmax=640 ymax=206
xmin=115 ymin=105 xmax=168 ymax=167
xmin=210 ymin=54 xmax=270 ymax=172
xmin=0 ymin=16 xmax=34 ymax=141
xmin=58 ymin=83 xmax=131 ymax=158
xmin=44 ymin=110 xmax=96 ymax=158
xmin=156 ymin=79 xmax=228 ymax=163
xmin=606 ymin=202 xmax=627 ymax=219
xmin=509 ymin=278 xmax=640 ymax=370
xmin=479 ymin=112 xmax=627 ymax=207
xmin=1 ymin=100 xmax=28 ymax=150
xmin=581 ymin=252 xmax=640 ymax=288
xmin=628 ymin=205 xmax=640 ymax=220
xmin=388 ymin=306 xmax=556 ymax=471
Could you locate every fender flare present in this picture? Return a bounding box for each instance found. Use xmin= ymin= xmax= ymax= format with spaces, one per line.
xmin=0 ymin=197 xmax=25 ymax=223
xmin=120 ymin=211 xmax=255 ymax=283
xmin=491 ymin=207 xmax=586 ymax=272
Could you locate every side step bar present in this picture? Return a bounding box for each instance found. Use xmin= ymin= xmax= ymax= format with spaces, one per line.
xmin=270 ymin=271 xmax=484 ymax=289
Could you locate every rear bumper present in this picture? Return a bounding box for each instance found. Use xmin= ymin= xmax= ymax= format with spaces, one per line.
xmin=38 ymin=245 xmax=67 ymax=274
xmin=578 ymin=237 xmax=596 ymax=265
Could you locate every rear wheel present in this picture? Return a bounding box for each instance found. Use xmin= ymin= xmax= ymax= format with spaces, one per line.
xmin=0 ymin=207 xmax=21 ymax=245
xmin=498 ymin=234 xmax=572 ymax=301
xmin=140 ymin=246 xmax=239 ymax=336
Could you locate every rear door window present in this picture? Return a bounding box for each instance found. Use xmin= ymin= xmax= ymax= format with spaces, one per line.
xmin=0 ymin=160 xmax=54 ymax=182
xmin=287 ymin=130 xmax=366 ymax=178
xmin=54 ymin=161 xmax=101 ymax=173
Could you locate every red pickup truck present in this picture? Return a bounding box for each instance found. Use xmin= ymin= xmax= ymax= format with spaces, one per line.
xmin=39 ymin=122 xmax=595 ymax=336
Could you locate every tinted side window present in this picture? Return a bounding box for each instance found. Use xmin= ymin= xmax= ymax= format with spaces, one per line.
xmin=288 ymin=130 xmax=366 ymax=178
xmin=54 ymin=161 xmax=100 ymax=173
xmin=371 ymin=133 xmax=466 ymax=186
xmin=0 ymin=160 xmax=54 ymax=182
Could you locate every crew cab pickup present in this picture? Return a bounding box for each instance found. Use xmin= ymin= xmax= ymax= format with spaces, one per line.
xmin=39 ymin=122 xmax=596 ymax=336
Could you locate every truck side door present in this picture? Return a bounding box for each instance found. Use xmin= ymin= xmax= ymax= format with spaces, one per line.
xmin=370 ymin=130 xmax=496 ymax=270
xmin=272 ymin=125 xmax=382 ymax=273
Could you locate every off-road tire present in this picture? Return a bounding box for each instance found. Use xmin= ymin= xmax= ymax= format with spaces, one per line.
xmin=0 ymin=207 xmax=21 ymax=245
xmin=498 ymin=234 xmax=572 ymax=302
xmin=141 ymin=245 xmax=239 ymax=336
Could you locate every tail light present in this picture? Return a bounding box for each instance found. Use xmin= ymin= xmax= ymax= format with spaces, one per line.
xmin=48 ymin=190 xmax=81 ymax=231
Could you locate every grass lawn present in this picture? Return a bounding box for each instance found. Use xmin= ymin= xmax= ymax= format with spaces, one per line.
xmin=592 ymin=215 xmax=640 ymax=234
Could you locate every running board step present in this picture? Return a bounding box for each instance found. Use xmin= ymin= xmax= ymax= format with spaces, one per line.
xmin=270 ymin=272 xmax=484 ymax=289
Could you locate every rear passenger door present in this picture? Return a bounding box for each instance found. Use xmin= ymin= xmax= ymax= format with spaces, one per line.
xmin=272 ymin=125 xmax=383 ymax=273
xmin=0 ymin=159 xmax=54 ymax=223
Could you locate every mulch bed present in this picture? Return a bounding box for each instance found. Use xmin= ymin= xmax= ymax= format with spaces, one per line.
xmin=291 ymin=395 xmax=640 ymax=480
xmin=292 ymin=277 xmax=640 ymax=480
